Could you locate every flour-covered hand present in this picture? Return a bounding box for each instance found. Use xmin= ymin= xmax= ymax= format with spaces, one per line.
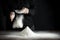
xmin=15 ymin=7 xmax=29 ymax=14
xmin=10 ymin=12 xmax=15 ymax=22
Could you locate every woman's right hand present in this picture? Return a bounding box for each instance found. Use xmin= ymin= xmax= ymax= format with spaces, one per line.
xmin=10 ymin=12 xmax=15 ymax=22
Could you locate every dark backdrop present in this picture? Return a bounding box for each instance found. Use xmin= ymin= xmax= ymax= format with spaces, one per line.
xmin=0 ymin=0 xmax=60 ymax=31
xmin=33 ymin=0 xmax=60 ymax=31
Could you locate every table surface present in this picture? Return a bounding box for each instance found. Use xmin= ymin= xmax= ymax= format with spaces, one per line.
xmin=0 ymin=31 xmax=60 ymax=40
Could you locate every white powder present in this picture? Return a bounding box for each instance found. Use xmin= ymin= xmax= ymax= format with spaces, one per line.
xmin=13 ymin=15 xmax=24 ymax=28
xmin=5 ymin=26 xmax=59 ymax=39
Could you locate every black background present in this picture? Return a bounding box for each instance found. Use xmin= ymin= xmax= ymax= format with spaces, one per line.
xmin=33 ymin=0 xmax=60 ymax=31
xmin=0 ymin=0 xmax=60 ymax=31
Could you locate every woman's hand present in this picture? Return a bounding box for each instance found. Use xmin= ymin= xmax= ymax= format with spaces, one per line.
xmin=21 ymin=7 xmax=29 ymax=14
xmin=15 ymin=7 xmax=29 ymax=14
xmin=10 ymin=12 xmax=15 ymax=22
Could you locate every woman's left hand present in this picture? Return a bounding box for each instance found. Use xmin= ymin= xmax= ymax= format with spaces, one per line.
xmin=15 ymin=7 xmax=29 ymax=14
xmin=21 ymin=7 xmax=29 ymax=14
